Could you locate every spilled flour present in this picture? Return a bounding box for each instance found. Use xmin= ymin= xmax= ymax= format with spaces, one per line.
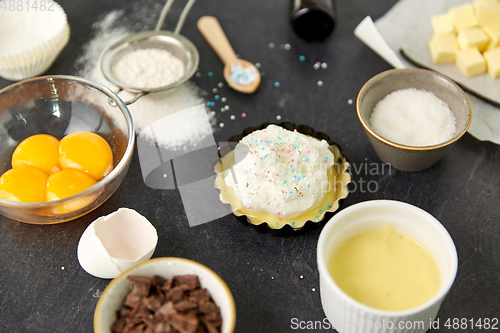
xmin=74 ymin=6 xmax=213 ymax=150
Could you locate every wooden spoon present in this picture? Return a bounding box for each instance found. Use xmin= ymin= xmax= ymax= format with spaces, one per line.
xmin=197 ymin=16 xmax=261 ymax=94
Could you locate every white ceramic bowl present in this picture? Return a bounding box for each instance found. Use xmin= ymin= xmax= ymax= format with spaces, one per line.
xmin=94 ymin=257 xmax=236 ymax=333
xmin=317 ymin=200 xmax=458 ymax=333
xmin=0 ymin=1 xmax=70 ymax=80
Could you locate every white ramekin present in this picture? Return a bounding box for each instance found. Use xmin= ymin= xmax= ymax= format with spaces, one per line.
xmin=317 ymin=200 xmax=458 ymax=333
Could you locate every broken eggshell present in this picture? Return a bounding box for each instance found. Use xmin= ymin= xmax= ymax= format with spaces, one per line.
xmin=77 ymin=208 xmax=158 ymax=279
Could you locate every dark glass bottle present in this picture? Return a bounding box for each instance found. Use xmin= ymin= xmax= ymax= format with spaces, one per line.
xmin=291 ymin=0 xmax=336 ymax=41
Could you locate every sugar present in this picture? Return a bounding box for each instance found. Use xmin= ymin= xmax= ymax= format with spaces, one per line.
xmin=112 ymin=48 xmax=185 ymax=89
xmin=370 ymin=88 xmax=456 ymax=147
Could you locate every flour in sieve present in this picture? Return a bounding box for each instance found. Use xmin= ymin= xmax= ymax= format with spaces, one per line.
xmin=112 ymin=48 xmax=185 ymax=89
xmin=74 ymin=8 xmax=214 ymax=150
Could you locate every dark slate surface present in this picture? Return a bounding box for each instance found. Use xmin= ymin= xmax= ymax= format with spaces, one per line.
xmin=0 ymin=0 xmax=499 ymax=332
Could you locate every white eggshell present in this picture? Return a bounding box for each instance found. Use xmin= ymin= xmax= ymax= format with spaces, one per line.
xmin=77 ymin=208 xmax=158 ymax=279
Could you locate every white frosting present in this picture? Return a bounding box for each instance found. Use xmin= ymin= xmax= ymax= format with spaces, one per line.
xmin=224 ymin=125 xmax=335 ymax=218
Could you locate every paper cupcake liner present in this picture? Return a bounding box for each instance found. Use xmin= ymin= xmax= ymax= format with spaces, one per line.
xmin=214 ymin=122 xmax=352 ymax=231
xmin=0 ymin=1 xmax=70 ymax=80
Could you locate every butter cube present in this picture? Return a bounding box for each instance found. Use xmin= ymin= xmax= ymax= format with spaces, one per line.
xmin=450 ymin=3 xmax=478 ymax=31
xmin=432 ymin=14 xmax=455 ymax=34
xmin=484 ymin=47 xmax=500 ymax=77
xmin=482 ymin=26 xmax=500 ymax=50
xmin=429 ymin=34 xmax=459 ymax=63
xmin=475 ymin=0 xmax=500 ymax=30
xmin=457 ymin=27 xmax=490 ymax=51
xmin=456 ymin=48 xmax=487 ymax=76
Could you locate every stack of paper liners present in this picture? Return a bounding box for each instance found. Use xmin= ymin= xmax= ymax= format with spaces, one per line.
xmin=428 ymin=0 xmax=500 ymax=78
xmin=0 ymin=1 xmax=70 ymax=81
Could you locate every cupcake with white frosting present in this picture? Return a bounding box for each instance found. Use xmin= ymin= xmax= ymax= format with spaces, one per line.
xmin=215 ymin=124 xmax=351 ymax=230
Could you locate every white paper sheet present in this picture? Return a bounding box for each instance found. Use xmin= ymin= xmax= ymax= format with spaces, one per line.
xmin=373 ymin=0 xmax=500 ymax=144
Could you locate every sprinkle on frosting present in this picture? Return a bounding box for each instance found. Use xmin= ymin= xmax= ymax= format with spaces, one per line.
xmin=224 ymin=125 xmax=335 ymax=218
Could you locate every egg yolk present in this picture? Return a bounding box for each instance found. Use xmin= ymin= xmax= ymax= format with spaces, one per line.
xmin=0 ymin=166 xmax=48 ymax=202
xmin=59 ymin=132 xmax=113 ymax=180
xmin=46 ymin=169 xmax=97 ymax=201
xmin=12 ymin=134 xmax=60 ymax=174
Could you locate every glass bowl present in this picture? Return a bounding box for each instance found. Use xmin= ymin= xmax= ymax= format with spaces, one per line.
xmin=0 ymin=75 xmax=134 ymax=224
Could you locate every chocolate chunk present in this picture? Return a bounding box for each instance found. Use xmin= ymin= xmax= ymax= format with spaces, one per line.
xmin=188 ymin=289 xmax=210 ymax=304
xmin=111 ymin=316 xmax=127 ymax=333
xmin=174 ymin=300 xmax=198 ymax=312
xmin=123 ymin=323 xmax=146 ymax=333
xmin=152 ymin=275 xmax=167 ymax=289
xmin=166 ymin=286 xmax=184 ymax=303
xmin=155 ymin=301 xmax=174 ymax=320
xmin=203 ymin=321 xmax=220 ymax=333
xmin=154 ymin=322 xmax=173 ymax=333
xmin=152 ymin=275 xmax=167 ymax=299
xmin=120 ymin=307 xmax=132 ymax=318
xmin=124 ymin=293 xmax=144 ymax=308
xmin=127 ymin=276 xmax=152 ymax=297
xmin=162 ymin=277 xmax=175 ymax=292
xmin=144 ymin=295 xmax=163 ymax=312
xmin=167 ymin=310 xmax=199 ymax=333
xmin=199 ymin=300 xmax=218 ymax=316
xmin=174 ymin=275 xmax=200 ymax=291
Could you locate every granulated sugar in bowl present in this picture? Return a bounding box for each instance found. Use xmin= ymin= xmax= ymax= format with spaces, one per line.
xmin=357 ymin=68 xmax=472 ymax=172
xmin=370 ymin=88 xmax=457 ymax=147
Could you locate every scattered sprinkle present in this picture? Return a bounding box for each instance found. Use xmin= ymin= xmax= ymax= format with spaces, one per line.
xmin=221 ymin=97 xmax=227 ymax=102
xmin=241 ymin=113 xmax=247 ymax=118
xmin=195 ymin=72 xmax=201 ymax=78
xmin=61 ymin=267 xmax=65 ymax=270
xmin=312 ymin=288 xmax=316 ymax=292
xmin=317 ymin=80 xmax=323 ymax=86
xmin=284 ymin=43 xmax=291 ymax=50
xmin=255 ymin=63 xmax=261 ymax=69
xmin=274 ymin=82 xmax=280 ymax=87
xmin=225 ymin=105 xmax=230 ymax=110
xmin=230 ymin=115 xmax=235 ymax=120
xmin=220 ymin=108 xmax=225 ymax=112
xmin=276 ymin=115 xmax=282 ymax=120
xmin=261 ymin=72 xmax=265 ymax=77
xmin=321 ymin=62 xmax=327 ymax=69
xmin=213 ymin=88 xmax=218 ymax=93
xmin=219 ymin=122 xmax=225 ymax=128
xmin=163 ymin=173 xmax=167 ymax=178
xmin=313 ymin=62 xmax=320 ymax=70
xmin=299 ymin=55 xmax=305 ymax=62
xmin=348 ymin=99 xmax=353 ymax=105
xmin=300 ymin=275 xmax=304 ymax=279
xmin=208 ymin=72 xmax=214 ymax=78
xmin=218 ymin=82 xmax=224 ymax=88
xmin=214 ymin=95 xmax=220 ymax=100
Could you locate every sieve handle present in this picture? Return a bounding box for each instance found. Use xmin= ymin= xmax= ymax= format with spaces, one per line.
xmin=114 ymin=88 xmax=147 ymax=105
xmin=197 ymin=16 xmax=238 ymax=65
xmin=156 ymin=0 xmax=197 ymax=34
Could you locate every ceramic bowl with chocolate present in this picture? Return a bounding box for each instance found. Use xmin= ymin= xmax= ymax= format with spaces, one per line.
xmin=94 ymin=258 xmax=236 ymax=333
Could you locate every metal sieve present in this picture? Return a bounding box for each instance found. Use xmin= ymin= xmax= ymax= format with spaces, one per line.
xmin=100 ymin=0 xmax=199 ymax=104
